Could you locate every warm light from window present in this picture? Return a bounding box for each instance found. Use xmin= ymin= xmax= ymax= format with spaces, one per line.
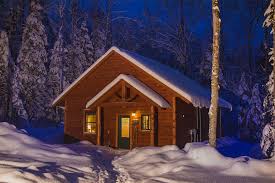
xmin=85 ymin=113 xmax=96 ymax=134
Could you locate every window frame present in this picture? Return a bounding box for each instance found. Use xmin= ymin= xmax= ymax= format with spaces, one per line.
xmin=84 ymin=111 xmax=97 ymax=134
xmin=140 ymin=114 xmax=151 ymax=131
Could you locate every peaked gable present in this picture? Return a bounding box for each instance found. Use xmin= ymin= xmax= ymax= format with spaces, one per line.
xmin=86 ymin=74 xmax=171 ymax=108
xmin=53 ymin=46 xmax=232 ymax=109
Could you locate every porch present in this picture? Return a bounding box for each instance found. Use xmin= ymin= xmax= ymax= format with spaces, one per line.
xmin=82 ymin=74 xmax=170 ymax=149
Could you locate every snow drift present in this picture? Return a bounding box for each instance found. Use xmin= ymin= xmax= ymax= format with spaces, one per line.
xmin=0 ymin=122 xmax=118 ymax=183
xmin=113 ymin=143 xmax=275 ymax=183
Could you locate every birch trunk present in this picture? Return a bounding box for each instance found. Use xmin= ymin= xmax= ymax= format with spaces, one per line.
xmin=209 ymin=0 xmax=221 ymax=147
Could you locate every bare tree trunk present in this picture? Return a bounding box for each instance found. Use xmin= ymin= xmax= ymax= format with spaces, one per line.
xmin=209 ymin=0 xmax=221 ymax=147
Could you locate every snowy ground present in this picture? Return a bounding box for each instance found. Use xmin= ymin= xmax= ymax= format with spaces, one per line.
xmin=113 ymin=144 xmax=275 ymax=183
xmin=0 ymin=122 xmax=275 ymax=183
xmin=0 ymin=122 xmax=126 ymax=183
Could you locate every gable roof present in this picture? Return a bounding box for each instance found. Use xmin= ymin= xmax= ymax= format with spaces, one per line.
xmin=52 ymin=46 xmax=232 ymax=110
xmin=86 ymin=74 xmax=171 ymax=108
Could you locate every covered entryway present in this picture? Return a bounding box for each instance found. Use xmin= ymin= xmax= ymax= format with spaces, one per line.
xmin=85 ymin=74 xmax=170 ymax=149
xmin=118 ymin=115 xmax=130 ymax=149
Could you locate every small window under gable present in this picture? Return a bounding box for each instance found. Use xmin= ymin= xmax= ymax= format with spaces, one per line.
xmin=85 ymin=112 xmax=96 ymax=134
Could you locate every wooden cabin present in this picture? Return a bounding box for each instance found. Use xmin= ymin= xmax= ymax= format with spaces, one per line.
xmin=53 ymin=47 xmax=232 ymax=149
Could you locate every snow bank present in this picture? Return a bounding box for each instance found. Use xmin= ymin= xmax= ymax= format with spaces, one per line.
xmin=0 ymin=122 xmax=118 ymax=183
xmin=113 ymin=143 xmax=275 ymax=182
xmin=0 ymin=122 xmax=84 ymax=161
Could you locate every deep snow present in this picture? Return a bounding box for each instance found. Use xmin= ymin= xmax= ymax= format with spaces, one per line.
xmin=0 ymin=122 xmax=124 ymax=183
xmin=0 ymin=122 xmax=275 ymax=183
xmin=113 ymin=143 xmax=275 ymax=183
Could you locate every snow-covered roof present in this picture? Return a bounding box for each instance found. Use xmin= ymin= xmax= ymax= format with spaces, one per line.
xmin=86 ymin=74 xmax=171 ymax=108
xmin=53 ymin=46 xmax=232 ymax=109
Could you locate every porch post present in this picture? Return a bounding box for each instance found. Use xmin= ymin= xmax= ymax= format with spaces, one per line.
xmin=150 ymin=106 xmax=155 ymax=146
xmin=97 ymin=106 xmax=101 ymax=145
xmin=172 ymin=97 xmax=176 ymax=145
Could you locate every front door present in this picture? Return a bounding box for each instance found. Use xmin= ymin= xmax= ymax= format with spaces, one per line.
xmin=118 ymin=115 xmax=130 ymax=149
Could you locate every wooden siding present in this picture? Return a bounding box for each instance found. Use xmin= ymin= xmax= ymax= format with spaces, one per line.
xmin=175 ymin=97 xmax=197 ymax=148
xmin=63 ymin=52 xmax=196 ymax=147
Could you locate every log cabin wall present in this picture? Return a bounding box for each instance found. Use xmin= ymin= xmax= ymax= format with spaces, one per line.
xmin=175 ymin=97 xmax=197 ymax=148
xmin=63 ymin=51 xmax=188 ymax=145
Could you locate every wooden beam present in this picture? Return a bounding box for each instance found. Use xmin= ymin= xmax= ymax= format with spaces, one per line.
xmin=121 ymin=80 xmax=126 ymax=101
xmin=172 ymin=97 xmax=176 ymax=145
xmin=97 ymin=106 xmax=101 ymax=145
xmin=150 ymin=106 xmax=155 ymax=146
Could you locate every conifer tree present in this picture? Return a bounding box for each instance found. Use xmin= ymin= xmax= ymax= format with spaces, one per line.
xmin=79 ymin=19 xmax=94 ymax=69
xmin=64 ymin=0 xmax=85 ymax=85
xmin=16 ymin=1 xmax=48 ymax=122
xmin=261 ymin=0 xmax=275 ymax=157
xmin=0 ymin=31 xmax=11 ymax=121
xmin=246 ymin=84 xmax=264 ymax=141
xmin=46 ymin=1 xmax=67 ymax=121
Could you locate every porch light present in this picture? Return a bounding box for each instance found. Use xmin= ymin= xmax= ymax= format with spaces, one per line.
xmin=131 ymin=112 xmax=136 ymax=117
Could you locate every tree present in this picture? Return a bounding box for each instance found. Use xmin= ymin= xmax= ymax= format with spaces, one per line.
xmin=198 ymin=44 xmax=227 ymax=88
xmin=90 ymin=1 xmax=109 ymax=60
xmin=246 ymin=83 xmax=264 ymax=141
xmin=16 ymin=1 xmax=48 ymax=123
xmin=261 ymin=0 xmax=275 ymax=158
xmin=63 ymin=0 xmax=85 ymax=85
xmin=79 ymin=18 xmax=94 ymax=69
xmin=0 ymin=31 xmax=11 ymax=121
xmin=47 ymin=1 xmax=67 ymax=121
xmin=209 ymin=0 xmax=221 ymax=147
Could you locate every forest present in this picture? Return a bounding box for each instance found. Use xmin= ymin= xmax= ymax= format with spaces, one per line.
xmin=0 ymin=0 xmax=274 ymax=154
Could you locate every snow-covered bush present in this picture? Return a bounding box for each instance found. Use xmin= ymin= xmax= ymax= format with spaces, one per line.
xmin=261 ymin=123 xmax=275 ymax=158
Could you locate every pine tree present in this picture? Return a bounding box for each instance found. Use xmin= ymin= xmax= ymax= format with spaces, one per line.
xmin=91 ymin=25 xmax=107 ymax=60
xmin=90 ymin=6 xmax=108 ymax=61
xmin=46 ymin=1 xmax=67 ymax=121
xmin=264 ymin=0 xmax=275 ymax=125
xmin=237 ymin=73 xmax=250 ymax=128
xmin=246 ymin=83 xmax=264 ymax=141
xmin=63 ymin=0 xmax=85 ymax=85
xmin=261 ymin=0 xmax=275 ymax=158
xmin=0 ymin=31 xmax=10 ymax=121
xmin=16 ymin=1 xmax=48 ymax=122
xmin=209 ymin=0 xmax=221 ymax=147
xmin=47 ymin=30 xmax=66 ymax=121
xmin=12 ymin=64 xmax=28 ymax=121
xmin=79 ymin=19 xmax=94 ymax=69
xmin=198 ymin=44 xmax=227 ymax=88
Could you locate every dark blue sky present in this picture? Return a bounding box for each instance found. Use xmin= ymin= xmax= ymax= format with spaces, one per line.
xmin=78 ymin=0 xmax=266 ymax=53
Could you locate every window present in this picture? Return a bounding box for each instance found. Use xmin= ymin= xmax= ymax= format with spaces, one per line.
xmin=85 ymin=112 xmax=96 ymax=134
xmin=141 ymin=115 xmax=150 ymax=131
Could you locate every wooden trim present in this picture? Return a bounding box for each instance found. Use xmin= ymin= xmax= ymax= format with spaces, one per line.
xmin=115 ymin=113 xmax=118 ymax=148
xmin=150 ymin=106 xmax=155 ymax=146
xmin=130 ymin=115 xmax=133 ymax=149
xmin=121 ymin=80 xmax=126 ymax=101
xmin=97 ymin=106 xmax=101 ymax=145
xmin=64 ymin=100 xmax=67 ymax=132
xmin=172 ymin=97 xmax=176 ymax=145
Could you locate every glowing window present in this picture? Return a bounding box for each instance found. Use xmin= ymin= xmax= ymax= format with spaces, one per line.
xmin=85 ymin=112 xmax=96 ymax=134
xmin=141 ymin=115 xmax=150 ymax=131
xmin=121 ymin=117 xmax=130 ymax=138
